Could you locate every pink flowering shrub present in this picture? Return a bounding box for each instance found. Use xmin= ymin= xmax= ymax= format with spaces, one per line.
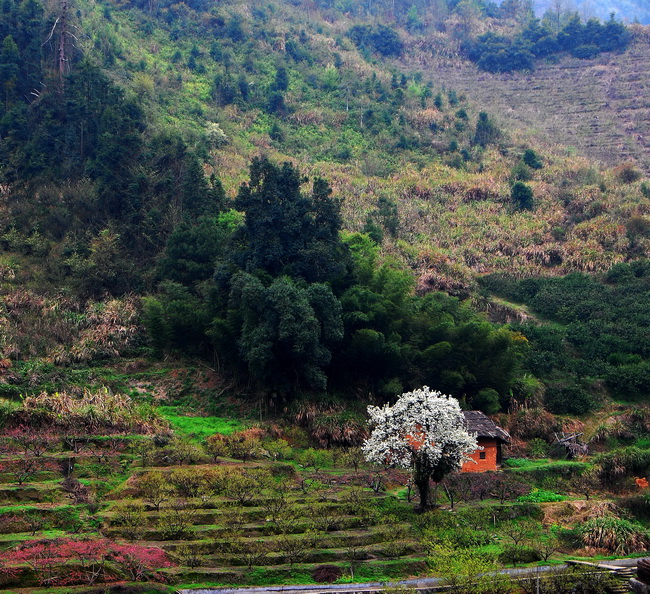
xmin=0 ymin=538 xmax=173 ymax=586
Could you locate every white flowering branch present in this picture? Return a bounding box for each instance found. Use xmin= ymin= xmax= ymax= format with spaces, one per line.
xmin=362 ymin=386 xmax=477 ymax=509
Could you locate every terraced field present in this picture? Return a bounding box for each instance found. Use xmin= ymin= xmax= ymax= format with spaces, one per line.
xmin=0 ymin=383 xmax=644 ymax=592
xmin=413 ymin=29 xmax=650 ymax=173
xmin=0 ymin=433 xmax=427 ymax=590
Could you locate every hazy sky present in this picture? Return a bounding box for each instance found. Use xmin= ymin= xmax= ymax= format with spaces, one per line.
xmin=532 ymin=0 xmax=650 ymax=23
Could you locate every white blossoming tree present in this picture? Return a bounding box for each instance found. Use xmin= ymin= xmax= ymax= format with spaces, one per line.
xmin=362 ymin=387 xmax=477 ymax=510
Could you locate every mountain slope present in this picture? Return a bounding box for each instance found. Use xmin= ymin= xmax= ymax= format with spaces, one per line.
xmin=408 ymin=28 xmax=650 ymax=174
xmin=1 ymin=0 xmax=649 ymax=293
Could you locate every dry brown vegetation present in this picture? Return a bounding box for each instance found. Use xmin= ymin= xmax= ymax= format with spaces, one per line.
xmin=12 ymin=388 xmax=168 ymax=434
xmin=0 ymin=291 xmax=141 ymax=364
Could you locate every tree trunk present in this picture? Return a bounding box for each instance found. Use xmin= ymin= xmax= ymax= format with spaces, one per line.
xmin=443 ymin=482 xmax=455 ymax=510
xmin=58 ymin=0 xmax=68 ymax=78
xmin=413 ymin=459 xmax=431 ymax=511
xmin=415 ymin=476 xmax=430 ymax=511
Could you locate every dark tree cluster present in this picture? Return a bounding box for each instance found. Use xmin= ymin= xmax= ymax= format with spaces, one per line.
xmin=346 ymin=25 xmax=404 ymax=57
xmin=233 ymin=158 xmax=345 ymax=283
xmin=0 ymin=0 xmax=44 ymax=119
xmin=0 ymin=1 xmax=224 ymax=294
xmin=463 ymin=14 xmax=630 ymax=73
xmin=146 ymin=158 xmax=528 ymax=407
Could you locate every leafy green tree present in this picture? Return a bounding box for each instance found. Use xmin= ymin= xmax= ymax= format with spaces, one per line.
xmin=157 ymin=209 xmax=237 ymax=287
xmin=112 ymin=501 xmax=146 ymax=541
xmin=64 ymin=228 xmax=135 ymax=297
xmin=522 ymin=148 xmax=543 ymax=169
xmin=0 ymin=36 xmax=19 ymax=109
xmin=142 ymin=298 xmax=172 ymax=357
xmin=511 ymin=181 xmax=534 ymax=210
xmin=143 ymin=281 xmax=211 ymax=354
xmin=474 ymin=388 xmax=501 ymax=414
xmin=141 ymin=131 xmax=211 ymax=224
xmin=545 ymin=383 xmax=594 ymax=415
xmin=267 ymin=92 xmax=286 ymax=115
xmin=472 ymin=112 xmax=500 ymax=147
xmin=330 ymin=233 xmax=526 ymax=401
xmin=234 ymin=158 xmax=346 ymax=284
xmin=273 ymin=65 xmax=288 ymax=92
xmin=213 ymin=72 xmax=237 ymax=105
xmin=92 ymin=107 xmax=143 ymax=220
xmin=138 ymin=470 xmax=172 ymax=511
xmin=228 ymin=273 xmax=343 ymax=395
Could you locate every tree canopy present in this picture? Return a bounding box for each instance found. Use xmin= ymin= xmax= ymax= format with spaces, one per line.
xmin=234 ymin=157 xmax=346 ymax=284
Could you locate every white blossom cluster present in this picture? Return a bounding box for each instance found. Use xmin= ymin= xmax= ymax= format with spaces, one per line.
xmin=362 ymin=386 xmax=478 ymax=471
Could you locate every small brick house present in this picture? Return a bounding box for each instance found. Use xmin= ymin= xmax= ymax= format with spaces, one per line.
xmin=461 ymin=411 xmax=510 ymax=473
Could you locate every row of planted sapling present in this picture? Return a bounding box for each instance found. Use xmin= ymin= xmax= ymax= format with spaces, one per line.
xmin=104 ymin=462 xmax=423 ymax=574
xmin=1 ymin=387 xmax=650 ymax=589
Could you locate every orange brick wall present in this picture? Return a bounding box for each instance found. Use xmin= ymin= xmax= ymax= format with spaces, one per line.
xmin=461 ymin=437 xmax=498 ymax=472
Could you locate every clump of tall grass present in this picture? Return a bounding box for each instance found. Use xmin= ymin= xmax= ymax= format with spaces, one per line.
xmin=17 ymin=387 xmax=167 ymax=434
xmin=579 ymin=516 xmax=650 ymax=554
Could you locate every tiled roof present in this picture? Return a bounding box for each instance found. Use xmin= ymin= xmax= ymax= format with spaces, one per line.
xmin=463 ymin=410 xmax=510 ymax=443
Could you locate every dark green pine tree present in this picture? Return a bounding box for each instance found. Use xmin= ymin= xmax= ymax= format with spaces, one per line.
xmin=511 ymin=181 xmax=534 ymax=210
xmin=0 ymin=36 xmax=19 ymax=109
xmin=472 ymin=112 xmax=500 ymax=147
xmin=234 ymin=157 xmax=346 ymax=284
xmin=91 ymin=99 xmax=144 ymax=222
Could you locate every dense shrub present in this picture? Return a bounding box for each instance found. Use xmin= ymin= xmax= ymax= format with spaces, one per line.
xmin=522 ymin=149 xmax=543 ymax=170
xmin=16 ymin=389 xmax=166 ymax=434
xmin=545 ymin=384 xmax=595 ymax=415
xmin=511 ymin=182 xmax=534 ymax=210
xmin=508 ymin=407 xmax=559 ymax=441
xmin=480 ymin=266 xmax=650 ymax=403
xmin=464 ymin=16 xmax=630 ymax=73
xmin=499 ymin=544 xmax=540 ymax=565
xmin=615 ymin=162 xmax=642 ymax=183
xmin=596 ymin=447 xmax=650 ymax=487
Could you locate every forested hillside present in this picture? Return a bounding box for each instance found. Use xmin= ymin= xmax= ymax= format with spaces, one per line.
xmin=0 ymin=0 xmax=649 ymax=409
xmin=534 ymin=0 xmax=650 ymax=25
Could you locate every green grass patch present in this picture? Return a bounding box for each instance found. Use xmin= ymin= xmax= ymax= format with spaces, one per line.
xmin=158 ymin=406 xmax=244 ymax=439
xmin=0 ymin=529 xmax=67 ymax=541
xmin=503 ymin=457 xmax=536 ymax=468
xmin=503 ymin=458 xmax=587 ymax=472
xmin=175 ymin=584 xmax=228 ymax=591
xmin=634 ymin=437 xmax=650 ymax=449
xmin=518 ymin=488 xmax=565 ymax=503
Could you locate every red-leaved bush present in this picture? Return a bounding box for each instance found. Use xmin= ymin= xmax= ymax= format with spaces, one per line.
xmin=0 ymin=538 xmax=173 ymax=587
xmin=4 ymin=425 xmax=55 ymax=456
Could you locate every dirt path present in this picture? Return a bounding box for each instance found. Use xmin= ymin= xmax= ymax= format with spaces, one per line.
xmin=177 ymin=558 xmax=647 ymax=594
